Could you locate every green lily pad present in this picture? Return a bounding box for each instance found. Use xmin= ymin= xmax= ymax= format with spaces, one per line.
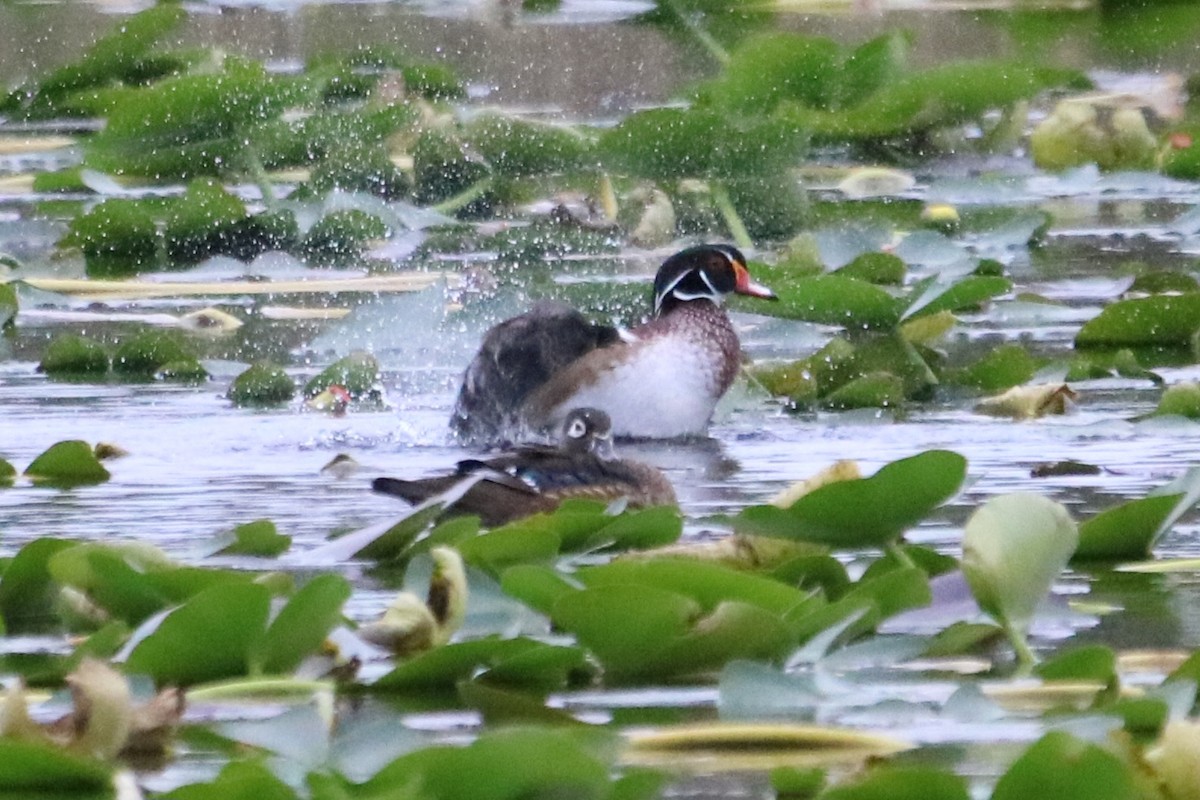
xmin=551 ymin=584 xmax=794 ymax=682
xmin=0 ymin=458 xmax=15 ymax=486
xmin=218 ymin=519 xmax=292 ymax=557
xmin=260 ymin=574 xmax=351 ymax=675
xmin=578 ymin=559 xmax=808 ymax=616
xmin=85 ymin=59 xmax=312 ymax=180
xmin=24 ymin=440 xmax=111 ymax=487
xmin=302 ymin=351 xmax=380 ymax=400
xmin=903 ymin=275 xmax=1011 ymax=320
xmin=8 ymin=4 xmax=186 ymax=120
xmin=467 ymin=113 xmax=590 ymax=178
xmin=961 ymin=493 xmax=1077 ymax=661
xmin=0 ymin=739 xmax=113 ymax=792
xmin=125 ymin=581 xmax=271 ymax=686
xmin=836 ymin=252 xmax=906 ymax=285
xmin=160 ymin=759 xmax=297 ymax=800
xmin=373 ymin=636 xmax=583 ymax=691
xmin=299 ymin=209 xmax=390 ymax=266
xmin=1033 ymin=644 xmax=1117 ymax=685
xmin=1128 ymin=269 xmax=1200 ymax=295
xmin=112 ymin=331 xmax=195 ymax=378
xmin=157 ymin=357 xmax=210 ymax=384
xmin=228 ymin=363 xmax=296 ymax=407
xmin=362 ymin=727 xmax=615 ymax=800
xmin=1075 ymin=293 xmax=1200 ymax=347
xmin=0 ymin=282 xmax=17 ymax=329
xmin=1149 ymin=382 xmax=1200 ymax=419
xmin=991 ymin=731 xmax=1139 ymax=800
xmin=820 ymin=371 xmax=905 ymax=410
xmin=50 ymin=543 xmax=180 ymax=625
xmin=499 ymin=564 xmax=580 ymax=618
xmin=820 ymin=765 xmax=969 ymax=800
xmin=1075 ymin=493 xmax=1181 ymax=560
xmin=597 ymin=106 xmax=806 ymax=181
xmin=751 ymin=273 xmax=904 ymax=330
xmin=695 ymin=33 xmax=843 ymax=116
xmin=163 ymin=179 xmax=249 ymax=266
xmin=303 ymin=143 xmax=412 ymax=200
xmin=735 ymin=450 xmax=967 ymax=548
xmin=37 ymin=334 xmax=111 ymax=379
xmin=0 ymin=538 xmax=75 ymax=633
xmin=945 ymin=344 xmax=1043 ymax=392
xmin=412 ymin=127 xmax=493 ymax=206
xmin=60 ymin=197 xmax=161 ymax=276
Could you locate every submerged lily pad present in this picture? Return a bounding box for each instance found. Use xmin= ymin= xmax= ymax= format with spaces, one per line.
xmin=24 ymin=440 xmax=111 ymax=487
xmin=735 ymin=450 xmax=966 ymax=549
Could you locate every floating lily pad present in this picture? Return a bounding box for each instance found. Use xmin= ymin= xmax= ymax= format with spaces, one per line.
xmin=1075 ymin=494 xmax=1181 ymax=560
xmin=1148 ymin=382 xmax=1200 ymax=419
xmin=1075 ymin=293 xmax=1200 ymax=347
xmin=946 ymin=344 xmax=1043 ymax=392
xmin=0 ymin=538 xmax=75 ymax=633
xmin=125 ymin=581 xmax=271 ymax=686
xmin=735 ymin=450 xmax=966 ymax=549
xmin=550 ymin=583 xmax=794 ymax=683
xmin=112 ymin=331 xmax=195 ymax=378
xmin=7 ymin=4 xmax=187 ymax=120
xmin=0 ymin=739 xmax=113 ymax=792
xmin=218 ymin=520 xmax=292 ymax=557
xmin=228 ymin=363 xmax=296 ymax=407
xmin=261 ymin=574 xmax=351 ymax=675
xmin=37 ymin=334 xmax=111 ymax=378
xmin=163 ymin=179 xmax=249 ymax=266
xmin=1033 ymin=644 xmax=1116 ymax=686
xmin=0 ymin=282 xmax=16 ymax=329
xmin=991 ymin=731 xmax=1138 ymax=800
xmin=0 ymin=458 xmax=15 ymax=486
xmin=748 ymin=273 xmax=904 ymax=330
xmin=157 ymin=358 xmax=210 ymax=384
xmin=598 ymin=106 xmax=806 ymax=182
xmin=361 ymin=727 xmax=618 ymax=800
xmin=412 ymin=128 xmax=492 ymax=206
xmin=84 ymin=59 xmax=311 ymax=180
xmin=820 ymin=371 xmax=905 ymax=410
xmin=299 ymin=209 xmax=390 ymax=266
xmin=159 ymin=759 xmax=295 ymax=800
xmin=61 ymin=197 xmax=161 ymax=276
xmin=467 ymin=113 xmax=590 ymax=178
xmin=819 ymin=765 xmax=969 ymax=800
xmin=836 ymin=252 xmax=906 ymax=285
xmin=903 ymin=275 xmax=1011 ymax=320
xmin=372 ymin=635 xmax=585 ymax=692
xmin=24 ymin=440 xmax=111 ymax=487
xmin=301 ymin=351 xmax=380 ymax=400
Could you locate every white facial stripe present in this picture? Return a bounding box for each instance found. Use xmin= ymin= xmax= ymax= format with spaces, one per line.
xmin=655 ymin=269 xmax=692 ymax=313
xmin=566 ymin=418 xmax=588 ymax=438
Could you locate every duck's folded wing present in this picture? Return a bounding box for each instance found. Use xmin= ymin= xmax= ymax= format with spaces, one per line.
xmin=451 ymin=303 xmax=620 ymax=445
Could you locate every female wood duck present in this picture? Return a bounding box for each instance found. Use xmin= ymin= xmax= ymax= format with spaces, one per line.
xmin=374 ymin=408 xmax=676 ymax=527
xmin=450 ymin=244 xmax=776 ymax=447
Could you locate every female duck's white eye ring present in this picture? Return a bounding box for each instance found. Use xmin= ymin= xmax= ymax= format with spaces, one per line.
xmin=566 ymin=418 xmax=588 ymax=439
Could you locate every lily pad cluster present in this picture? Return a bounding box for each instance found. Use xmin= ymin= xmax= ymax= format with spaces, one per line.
xmin=14 ymin=7 xmax=1090 ymax=276
xmin=4 ymin=444 xmax=1200 ymax=797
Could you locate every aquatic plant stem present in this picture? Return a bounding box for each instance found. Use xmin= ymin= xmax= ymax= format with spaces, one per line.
xmin=884 ymin=541 xmax=916 ymax=570
xmin=432 ymin=177 xmax=494 ymax=216
xmin=664 ymin=0 xmax=730 ymax=65
xmin=710 ymin=181 xmax=753 ymax=251
xmin=1007 ymin=624 xmax=1038 ymax=674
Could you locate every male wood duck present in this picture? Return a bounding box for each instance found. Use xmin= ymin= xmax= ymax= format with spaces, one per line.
xmin=450 ymin=244 xmax=776 ymax=447
xmin=373 ymin=407 xmax=677 ymax=527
